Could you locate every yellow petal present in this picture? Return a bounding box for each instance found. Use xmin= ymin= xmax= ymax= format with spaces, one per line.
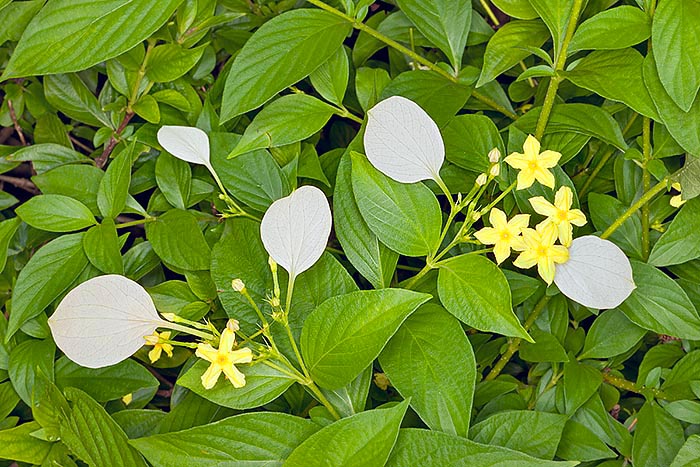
xmin=534 ymin=166 xmax=555 ymax=189
xmin=220 ymin=327 xmax=236 ymax=352
xmin=230 ymin=347 xmax=253 ymax=364
xmin=537 ymin=258 xmax=556 ymax=285
xmin=513 ymin=251 xmax=538 ymax=269
xmin=195 ymin=343 xmax=218 ymax=363
xmin=489 ymin=208 xmax=508 ymax=229
xmin=536 ymin=221 xmax=558 ymax=246
xmin=504 ymin=152 xmax=529 ymax=170
xmin=162 ymin=343 xmax=174 ymax=358
xmin=475 ymin=227 xmax=501 ymax=245
xmin=520 ymin=228 xmax=540 ymax=249
xmin=568 ymin=209 xmax=587 ymax=226
xmin=537 ymin=149 xmax=562 ymax=168
xmin=558 ymin=222 xmax=573 ymax=247
xmin=222 ymin=365 xmax=247 ymax=388
xmin=551 ymin=245 xmax=570 ymax=264
xmin=509 ymin=235 xmax=526 ymax=252
xmin=201 ymin=363 xmax=223 ymax=389
xmin=529 ymin=196 xmax=558 ymax=217
xmin=508 ymin=214 xmax=531 ymax=232
xmin=493 ymin=242 xmax=511 ymax=264
xmin=516 ymin=169 xmax=537 ymax=190
xmin=148 ymin=346 xmax=162 ymax=364
xmin=554 ymin=186 xmax=573 ymax=210
xmin=523 ymin=135 xmax=541 ymax=158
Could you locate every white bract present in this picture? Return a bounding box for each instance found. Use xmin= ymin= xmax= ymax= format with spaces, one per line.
xmin=157 ymin=125 xmax=214 ymax=173
xmin=260 ymin=186 xmax=332 ymax=279
xmin=554 ymin=235 xmax=636 ymax=309
xmin=48 ymin=275 xmax=168 ymax=369
xmin=364 ymin=96 xmax=445 ymax=183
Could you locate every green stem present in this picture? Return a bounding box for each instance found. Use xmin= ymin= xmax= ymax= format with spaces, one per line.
xmin=602 ymin=371 xmax=667 ymax=400
xmin=434 ymin=175 xmax=456 ymax=210
xmin=534 ymin=0 xmax=585 ymax=139
xmin=334 ymin=107 xmax=364 ymax=124
xmin=601 ymin=178 xmax=668 ymax=240
xmin=115 ymin=217 xmax=156 ymax=229
xmin=485 ymin=294 xmax=550 ymax=381
xmin=261 ymin=359 xmax=303 ymax=381
xmin=127 ymin=42 xmax=155 ymax=112
xmin=306 ymin=381 xmax=341 ymax=420
xmin=304 ymin=0 xmax=518 ymax=119
xmin=480 ymin=0 xmax=500 ymax=26
xmin=479 ymin=181 xmax=516 ymax=216
xmin=641 ymin=117 xmax=652 ymax=260
xmin=161 ymin=321 xmax=215 ymax=341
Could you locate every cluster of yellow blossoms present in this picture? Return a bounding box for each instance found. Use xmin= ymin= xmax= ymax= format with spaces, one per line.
xmin=475 ymin=135 xmax=587 ymax=285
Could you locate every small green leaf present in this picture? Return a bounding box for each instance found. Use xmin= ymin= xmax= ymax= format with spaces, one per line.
xmin=529 ymin=0 xmax=575 ymax=58
xmin=146 ymin=43 xmax=206 ymax=83
xmin=649 ymin=199 xmax=700 ymax=267
xmin=145 ymin=209 xmax=211 ymax=271
xmin=98 ymin=146 xmax=133 ymax=219
xmin=17 ymin=194 xmax=96 ymax=232
xmin=132 ymin=95 xmax=161 ymax=124
xmin=83 ymin=219 xmax=124 ymax=274
xmin=155 ymin=152 xmax=192 ymax=210
xmin=310 ymin=46 xmax=349 ymax=106
xmin=44 ymin=73 xmax=112 ymax=127
xmin=671 ymin=435 xmax=700 ymax=467
xmin=0 ymin=217 xmax=20 ymax=272
xmin=556 ymin=419 xmax=616 ymax=462
xmin=569 ymin=6 xmax=651 ymax=53
xmin=580 ymin=309 xmax=646 ymax=359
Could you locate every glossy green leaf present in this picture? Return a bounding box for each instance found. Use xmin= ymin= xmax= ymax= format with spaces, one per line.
xmin=443 ymin=114 xmax=504 ymax=173
xmin=556 ymin=419 xmax=616 ymax=462
xmin=17 ymin=194 xmax=96 ymax=232
xmin=145 ymin=209 xmax=211 ymax=271
xmin=44 ymin=73 xmax=111 ymax=127
xmin=8 ymin=338 xmax=54 ymax=405
xmin=0 ymin=421 xmax=52 ymax=464
xmin=649 ymin=199 xmax=700 ymax=267
xmin=569 ymin=6 xmax=651 ymax=53
xmin=632 ymin=401 xmax=685 ymax=467
xmin=310 ymin=46 xmax=349 ymax=106
xmin=155 ymin=152 xmax=191 ymax=210
xmin=671 ymin=435 xmax=700 ymax=467
xmin=146 ymin=43 xmax=206 ymax=83
xmin=529 ymin=0 xmax=575 ymax=58
xmin=83 ymin=219 xmax=124 ymax=274
xmin=98 ymin=146 xmax=133 ymax=219
xmin=580 ymin=308 xmax=646 ymax=359
xmin=0 ymin=217 xmax=20 ymax=272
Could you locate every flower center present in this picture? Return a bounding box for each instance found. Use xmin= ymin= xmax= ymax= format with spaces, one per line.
xmin=527 ymin=160 xmax=538 ymax=170
xmin=216 ymin=354 xmax=230 ymax=366
xmin=557 ymin=209 xmax=568 ymax=221
xmin=536 ymin=246 xmax=549 ymax=257
xmin=500 ymin=231 xmax=511 ymax=241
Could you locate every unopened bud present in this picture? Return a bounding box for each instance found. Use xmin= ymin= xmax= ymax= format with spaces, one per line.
xmin=269 ymin=296 xmax=280 ymax=308
xmin=268 ymin=256 xmax=278 ymax=274
xmin=488 ymin=147 xmax=501 ymax=163
xmin=122 ymin=393 xmax=133 ymax=405
xmin=231 ymin=278 xmax=246 ymax=292
xmin=489 ymin=163 xmax=500 ymax=177
xmin=471 ymin=211 xmax=481 ymax=222
xmin=670 ymin=194 xmax=686 ymax=208
xmin=476 ymin=173 xmax=488 ymax=186
xmin=226 ymin=319 xmax=240 ymax=332
xmin=374 ymin=372 xmax=391 ymax=391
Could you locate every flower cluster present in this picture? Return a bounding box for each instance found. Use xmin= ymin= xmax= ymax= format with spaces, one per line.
xmin=475 ymin=135 xmax=587 ymax=285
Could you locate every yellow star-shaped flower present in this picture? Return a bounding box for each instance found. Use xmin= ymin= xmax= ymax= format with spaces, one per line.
xmin=144 ymin=330 xmax=174 ymax=364
xmin=513 ymin=223 xmax=569 ymax=285
xmin=529 ymin=186 xmax=587 ymax=247
xmin=504 ymin=135 xmax=561 ymax=190
xmin=474 ymin=208 xmax=530 ymax=264
xmin=196 ymin=323 xmax=252 ymax=390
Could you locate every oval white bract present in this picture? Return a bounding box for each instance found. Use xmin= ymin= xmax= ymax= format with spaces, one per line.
xmin=157 ymin=125 xmax=213 ymax=171
xmin=260 ymin=186 xmax=332 ymax=278
xmin=48 ymin=275 xmax=167 ymax=369
xmin=364 ymin=96 xmax=445 ymax=183
xmin=554 ymin=235 xmax=636 ymax=310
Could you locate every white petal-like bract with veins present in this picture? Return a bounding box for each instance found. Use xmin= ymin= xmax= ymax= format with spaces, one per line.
xmin=157 ymin=125 xmax=213 ymax=171
xmin=260 ymin=186 xmax=332 ymax=278
xmin=48 ymin=275 xmax=167 ymax=369
xmin=554 ymin=235 xmax=635 ymax=309
xmin=364 ymin=95 xmax=445 ymax=183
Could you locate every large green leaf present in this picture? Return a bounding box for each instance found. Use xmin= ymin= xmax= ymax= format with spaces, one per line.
xmin=0 ymin=421 xmax=52 ymax=464
xmin=301 ymin=289 xmax=431 ymax=389
xmin=283 ymin=400 xmax=409 ymax=467
xmin=569 ymin=6 xmax=651 ymax=53
xmin=386 ymin=429 xmax=578 ymax=467
xmin=351 ymin=153 xmax=442 ymax=257
xmin=442 ymin=114 xmax=504 ymax=173
xmin=651 ymin=0 xmax=700 ymax=111
xmin=44 ymin=73 xmax=111 ymax=127
xmin=7 ymin=232 xmax=88 ymax=340
xmin=632 ymin=401 xmax=685 ymax=467
xmin=8 ymin=338 xmax=55 ymax=405
xmin=437 ymin=254 xmax=531 ymax=340
xmin=16 ymin=194 xmax=96 ymax=232
xmin=145 ymin=209 xmax=211 ymax=271
xmin=2 ymin=0 xmax=183 ymax=79
xmin=649 ymin=199 xmax=700 ymax=267
xmin=618 ymin=261 xmax=700 ymax=340
xmin=395 ymin=0 xmax=471 ymax=70
xmin=579 ymin=308 xmax=646 ymax=359
xmin=221 ymin=9 xmax=352 ymax=121
xmin=529 ymin=0 xmax=575 ymax=58
xmin=379 ymin=304 xmax=476 ymax=437
xmin=132 ymin=412 xmax=320 ymax=467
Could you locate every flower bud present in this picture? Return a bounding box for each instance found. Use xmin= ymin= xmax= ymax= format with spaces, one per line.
xmin=489 ymin=163 xmax=500 ymax=177
xmin=269 ymin=296 xmax=281 ymax=308
xmin=476 ymin=173 xmax=488 ymax=186
xmin=268 ymin=256 xmax=278 ymax=274
xmin=226 ymin=319 xmax=240 ymax=332
xmin=231 ymin=278 xmax=246 ymax=293
xmin=488 ymin=147 xmax=501 ymax=163
xmin=670 ymin=194 xmax=686 ymax=208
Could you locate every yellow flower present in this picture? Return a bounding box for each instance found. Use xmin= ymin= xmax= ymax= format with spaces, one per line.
xmin=529 ymin=186 xmax=587 ymax=247
xmin=144 ymin=331 xmax=174 ymax=364
xmin=670 ymin=182 xmax=686 ymax=208
xmin=504 ymin=135 xmax=561 ymax=190
xmin=195 ymin=324 xmax=252 ymax=390
xmin=513 ymin=223 xmax=569 ymax=285
xmin=474 ymin=208 xmax=530 ymax=264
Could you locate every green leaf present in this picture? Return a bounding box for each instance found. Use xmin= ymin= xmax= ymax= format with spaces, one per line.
xmin=98 ymin=146 xmax=133 ymax=219
xmin=529 ymin=0 xmax=575 ymax=58
xmin=146 ymin=43 xmax=206 ymax=82
xmin=355 ymin=67 xmax=391 ymax=112
xmin=335 ymin=150 xmax=397 ymax=289
xmin=671 ymin=435 xmax=700 ymax=467
xmin=632 ymin=401 xmax=685 ymax=467
xmin=145 ymin=209 xmax=211 ymax=271
xmin=55 ymin=356 xmax=158 ymax=403
xmin=7 ymin=232 xmax=88 ymax=340
xmin=651 ymin=0 xmax=700 ymax=111
xmin=34 ymin=164 xmax=103 ymax=215
xmin=556 ymin=419 xmax=616 ymax=462
xmin=2 ymin=0 xmax=183 ymax=79
xmin=284 ymin=400 xmax=409 ymax=467
xmin=470 ymin=410 xmax=568 ymax=460
xmin=478 ymin=20 xmax=550 ymax=86
xmin=619 ymin=261 xmax=700 ymax=340
xmin=437 ymin=254 xmax=531 ymax=341
xmin=131 ymin=412 xmax=320 ymax=467
xmin=310 ymin=46 xmax=349 ymax=106
xmin=59 ymin=388 xmax=147 ymax=467
xmin=83 ymin=219 xmax=124 ymax=274
xmin=0 ymin=0 xmax=43 ymax=45
xmin=221 ymin=9 xmax=352 ymax=121
xmin=301 ymin=289 xmax=431 ymax=389
xmin=588 ymin=192 xmax=643 ymax=260
xmin=178 ymin=359 xmax=296 ymax=410
xmin=0 ymin=421 xmax=52 ymax=464
xmin=379 ymin=304 xmax=476 ymax=437
xmin=491 ymin=0 xmax=538 ymax=19
xmin=155 ymin=152 xmax=191 ymax=210
xmin=395 ymin=0 xmax=471 ymax=70
xmin=351 ymin=152 xmax=441 ymax=257
xmin=560 ymin=360 xmax=602 ymax=415
xmin=565 ymin=49 xmax=659 ymax=120
xmin=229 ymin=94 xmax=336 ymax=158
xmin=8 ymin=338 xmax=54 ymax=405
xmin=387 ymin=428 xmax=578 ymax=467
xmin=519 ymin=328 xmax=569 ymax=362
xmin=17 ymin=194 xmax=96 ymax=232
xmin=132 ymin=95 xmax=160 ymax=124
xmin=679 ymin=157 xmax=700 ymax=201
xmin=44 ymin=73 xmax=111 ymax=127
xmin=569 ymin=6 xmax=651 ymax=53
xmin=649 ymin=199 xmax=700 ymax=267
xmin=443 ymin=114 xmax=504 ymax=173
xmin=0 ymin=217 xmax=20 ymax=272
xmin=8 ymin=143 xmax=91 ymax=173
xmin=580 ymin=308 xmax=646 ymax=359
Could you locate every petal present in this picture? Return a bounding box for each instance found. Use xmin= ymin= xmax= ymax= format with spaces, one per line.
xmin=162 ymin=343 xmax=174 ymax=358
xmin=537 ymin=221 xmax=558 ymax=245
xmin=534 ymin=167 xmax=556 ymax=189
xmin=260 ymin=186 xmax=332 ymax=277
xmin=513 ymin=251 xmax=538 ymax=269
xmin=516 ymin=170 xmax=537 ymax=190
xmin=157 ymin=126 xmax=213 ymax=172
xmin=504 ymin=152 xmax=528 ymax=170
xmin=509 ymin=235 xmax=526 ymax=252
xmin=489 ymin=208 xmax=508 ymax=229
xmin=195 ymin=343 xmax=218 ymax=363
xmin=474 ymin=227 xmax=500 ymax=245
xmin=222 ymin=364 xmax=247 ymax=388
xmin=568 ymin=209 xmax=587 ymax=226
xmin=558 ymin=222 xmax=573 ymax=247
xmin=554 ymin=186 xmax=573 ymax=210
xmin=493 ymin=242 xmax=511 ymax=264
xmin=148 ymin=346 xmax=162 ymax=364
xmin=508 ymin=214 xmax=531 ymax=232
xmin=364 ymin=96 xmax=445 ymax=183
xmin=551 ymin=245 xmax=570 ymax=264
xmin=220 ymin=327 xmax=236 ymax=352
xmin=520 ymin=228 xmax=540 ymax=249
xmin=201 ymin=363 xmax=223 ymax=390
xmin=230 ymin=347 xmax=254 ymax=364
xmin=529 ymin=196 xmax=558 ymax=217
xmin=537 ymin=258 xmax=556 ymax=285
xmin=523 ymin=135 xmax=541 ymax=158
xmin=554 ymin=235 xmax=635 ymax=309
xmin=537 ymin=150 xmax=562 ymax=168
